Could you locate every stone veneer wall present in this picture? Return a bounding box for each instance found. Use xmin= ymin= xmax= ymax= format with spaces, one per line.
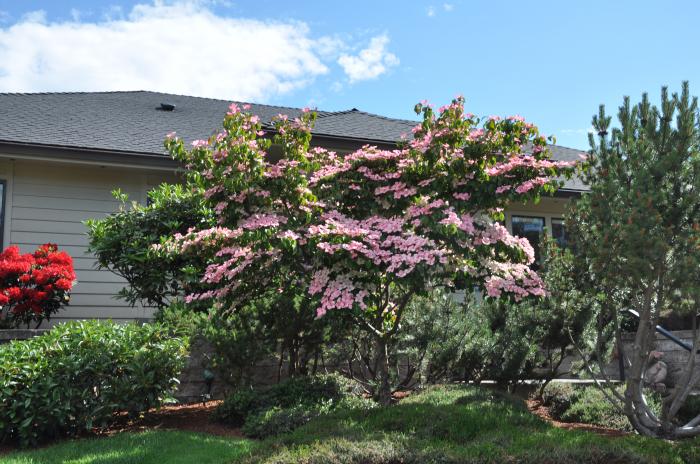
xmin=0 ymin=329 xmax=49 ymax=344
xmin=618 ymin=330 xmax=700 ymax=386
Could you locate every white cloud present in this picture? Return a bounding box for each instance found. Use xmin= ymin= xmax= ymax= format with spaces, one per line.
xmin=443 ymin=3 xmax=454 ymax=11
xmin=0 ymin=1 xmax=392 ymax=101
xmin=427 ymin=6 xmax=436 ymax=17
xmin=337 ymin=35 xmax=399 ymax=83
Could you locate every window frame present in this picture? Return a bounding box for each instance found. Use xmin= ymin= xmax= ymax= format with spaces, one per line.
xmin=550 ymin=217 xmax=567 ymax=248
xmin=509 ymin=214 xmax=546 ymax=266
xmin=0 ymin=179 xmax=6 ymax=248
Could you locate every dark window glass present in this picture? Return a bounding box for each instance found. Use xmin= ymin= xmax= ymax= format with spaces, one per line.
xmin=551 ymin=218 xmax=567 ymax=248
xmin=511 ymin=215 xmax=545 ymax=266
xmin=0 ymin=181 xmax=5 ymax=247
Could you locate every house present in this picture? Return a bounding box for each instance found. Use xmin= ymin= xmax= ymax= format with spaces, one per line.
xmin=0 ymin=91 xmax=588 ymax=325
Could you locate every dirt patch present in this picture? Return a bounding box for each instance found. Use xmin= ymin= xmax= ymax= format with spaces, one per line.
xmin=102 ymin=400 xmax=242 ymax=438
xmin=392 ymin=390 xmax=413 ymax=401
xmin=527 ymin=398 xmax=629 ymax=438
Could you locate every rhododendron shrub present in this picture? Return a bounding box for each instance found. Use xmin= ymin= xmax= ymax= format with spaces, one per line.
xmin=161 ymin=98 xmax=575 ymax=403
xmin=0 ymin=244 xmax=76 ymax=328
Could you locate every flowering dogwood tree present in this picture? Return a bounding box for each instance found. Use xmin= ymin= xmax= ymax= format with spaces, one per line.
xmin=162 ymin=98 xmax=575 ymax=404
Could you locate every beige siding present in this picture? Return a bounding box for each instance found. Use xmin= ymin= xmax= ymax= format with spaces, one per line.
xmin=6 ymin=159 xmax=176 ymax=325
xmin=0 ymin=154 xmax=574 ymax=326
xmin=504 ymin=196 xmax=570 ymax=234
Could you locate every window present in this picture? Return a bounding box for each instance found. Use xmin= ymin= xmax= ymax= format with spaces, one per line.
xmin=0 ymin=180 xmax=5 ymax=247
xmin=510 ymin=215 xmax=545 ymax=266
xmin=551 ymin=218 xmax=567 ymax=248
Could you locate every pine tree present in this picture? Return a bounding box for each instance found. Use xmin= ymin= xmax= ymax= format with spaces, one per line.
xmin=568 ymin=82 xmax=700 ymax=438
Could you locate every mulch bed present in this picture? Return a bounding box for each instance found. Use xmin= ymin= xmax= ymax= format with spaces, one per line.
xmin=526 ymin=398 xmax=629 ymax=438
xmin=101 ymin=400 xmax=242 ymax=438
xmin=0 ymin=401 xmax=241 ymax=456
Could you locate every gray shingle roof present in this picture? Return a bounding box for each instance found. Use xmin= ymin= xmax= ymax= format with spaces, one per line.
xmin=0 ymin=90 xmax=415 ymax=154
xmin=314 ymin=109 xmax=416 ymax=142
xmin=0 ymin=90 xmax=586 ymax=191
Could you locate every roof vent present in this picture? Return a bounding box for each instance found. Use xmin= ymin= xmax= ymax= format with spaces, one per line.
xmin=159 ymin=102 xmax=175 ymax=111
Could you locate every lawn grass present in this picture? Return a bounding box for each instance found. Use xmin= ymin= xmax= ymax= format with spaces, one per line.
xmin=252 ymin=386 xmax=699 ymax=463
xmin=0 ymin=430 xmax=254 ymax=464
xmin=2 ymin=385 xmax=699 ymax=464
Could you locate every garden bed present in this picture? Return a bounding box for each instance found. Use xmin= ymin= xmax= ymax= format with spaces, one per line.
xmin=3 ymin=385 xmax=699 ymax=464
xmin=526 ymin=398 xmax=629 ymax=438
xmin=101 ymin=401 xmax=243 ymax=439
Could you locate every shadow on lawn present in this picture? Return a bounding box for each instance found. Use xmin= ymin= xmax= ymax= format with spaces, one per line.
xmin=3 ymin=387 xmax=698 ymax=464
xmin=254 ymin=387 xmax=696 ymax=464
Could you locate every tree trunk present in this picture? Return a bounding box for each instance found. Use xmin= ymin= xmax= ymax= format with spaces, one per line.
xmin=373 ymin=334 xmax=392 ymax=406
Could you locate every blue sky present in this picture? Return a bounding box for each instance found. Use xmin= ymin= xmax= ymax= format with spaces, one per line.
xmin=0 ymin=0 xmax=698 ymax=149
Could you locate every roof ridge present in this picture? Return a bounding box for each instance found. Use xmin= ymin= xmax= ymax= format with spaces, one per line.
xmin=549 ymin=144 xmax=586 ymax=151
xmin=336 ymin=108 xmax=419 ymax=125
xmin=0 ymin=89 xmax=332 ymax=115
xmin=0 ymin=90 xmax=149 ymax=96
xmin=315 ymin=109 xmax=359 ymax=119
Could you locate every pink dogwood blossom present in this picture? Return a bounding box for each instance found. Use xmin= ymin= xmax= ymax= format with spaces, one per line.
xmin=162 ymin=94 xmax=577 ymax=323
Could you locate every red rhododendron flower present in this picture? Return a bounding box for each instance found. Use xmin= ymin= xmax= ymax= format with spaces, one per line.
xmin=0 ymin=243 xmax=75 ymax=328
xmin=54 ymin=279 xmax=72 ymax=291
xmin=6 ymin=286 xmax=21 ymax=300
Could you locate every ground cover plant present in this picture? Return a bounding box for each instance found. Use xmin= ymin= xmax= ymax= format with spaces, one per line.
xmin=542 ymin=383 xmax=700 ymax=434
xmin=4 ymin=386 xmax=698 ymax=464
xmin=0 ymin=320 xmax=187 ymax=447
xmin=246 ymin=386 xmax=700 ymax=463
xmin=214 ymin=374 xmax=373 ymax=438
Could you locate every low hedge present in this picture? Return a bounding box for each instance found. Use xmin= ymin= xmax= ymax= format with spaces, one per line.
xmin=0 ymin=320 xmax=188 ymax=446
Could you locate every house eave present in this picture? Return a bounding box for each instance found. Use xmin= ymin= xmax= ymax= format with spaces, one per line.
xmin=554 ymin=188 xmax=586 ymax=198
xmin=0 ymin=140 xmax=591 ymax=195
xmin=0 ymin=141 xmax=177 ymax=171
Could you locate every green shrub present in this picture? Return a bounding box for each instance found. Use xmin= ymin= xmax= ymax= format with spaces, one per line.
xmin=86 ymin=184 xmax=214 ymax=310
xmin=542 ymin=383 xmax=667 ymax=433
xmin=213 ymin=389 xmax=262 ymax=427
xmin=677 ymin=394 xmax=700 ymax=425
xmin=541 ymin=383 xmax=580 ymax=419
xmin=154 ymin=300 xmax=210 ymax=337
xmin=215 ymin=374 xmax=367 ymax=437
xmin=242 ymin=395 xmax=377 ymax=439
xmin=560 ymin=386 xmax=637 ymax=432
xmin=155 ymin=299 xmax=277 ymax=390
xmin=263 ymin=373 xmax=361 ymax=408
xmin=242 ymin=403 xmax=330 ymax=439
xmin=0 ymin=320 xmax=187 ymax=446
